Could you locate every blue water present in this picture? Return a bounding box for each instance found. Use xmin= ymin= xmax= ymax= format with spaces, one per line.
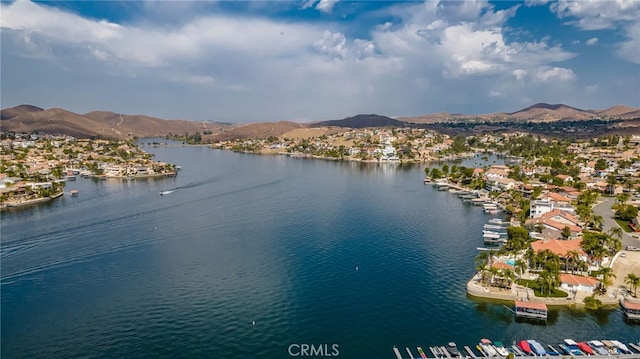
xmin=2 ymin=143 xmax=638 ymax=359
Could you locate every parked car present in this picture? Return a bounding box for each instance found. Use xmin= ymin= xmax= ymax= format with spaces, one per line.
xmin=626 ymin=246 xmax=640 ymax=251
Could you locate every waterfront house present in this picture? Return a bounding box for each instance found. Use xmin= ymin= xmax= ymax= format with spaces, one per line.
xmin=530 ymin=238 xmax=587 ymax=261
xmin=559 ymin=274 xmax=599 ymax=295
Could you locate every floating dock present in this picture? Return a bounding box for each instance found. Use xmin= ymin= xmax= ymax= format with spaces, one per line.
xmin=393 ymin=346 xmax=402 ymax=359
xmin=514 ymin=300 xmax=548 ymax=321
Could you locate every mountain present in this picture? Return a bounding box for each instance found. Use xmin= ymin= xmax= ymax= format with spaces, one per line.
xmin=311 ymin=114 xmax=407 ymax=128
xmin=2 ymin=103 xmax=639 ymax=140
xmin=506 ymin=103 xmax=596 ymax=121
xmin=0 ymin=105 xmax=233 ymax=139
xmin=402 ymin=103 xmax=640 ymax=123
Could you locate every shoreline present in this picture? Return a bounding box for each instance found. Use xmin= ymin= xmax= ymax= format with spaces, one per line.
xmin=1 ymin=191 xmax=64 ymax=211
xmin=465 ymin=275 xmax=622 ymax=307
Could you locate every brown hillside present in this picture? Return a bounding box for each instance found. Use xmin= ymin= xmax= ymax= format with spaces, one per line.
xmin=1 ymin=104 xmax=44 ymax=121
xmin=211 ymin=121 xmax=306 ymax=141
xmin=1 ymin=105 xmax=234 ymax=139
xmin=597 ymin=105 xmax=640 ymax=118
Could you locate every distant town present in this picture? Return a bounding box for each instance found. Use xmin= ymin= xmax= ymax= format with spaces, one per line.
xmin=1 ymin=127 xmax=640 ymax=317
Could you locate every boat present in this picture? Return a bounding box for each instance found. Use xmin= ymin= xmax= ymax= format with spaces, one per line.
xmin=588 ymin=340 xmax=610 ymax=355
xmin=560 ymin=339 xmax=585 ymax=356
xmin=547 ymin=344 xmax=561 ymax=356
xmin=446 ymin=342 xmax=460 ymax=357
xmin=70 ymin=190 xmax=78 ymax=197
xmin=527 ymin=340 xmax=546 ymax=356
xmin=601 ymin=340 xmax=620 ymax=354
xmin=417 ymin=346 xmax=428 ymax=359
xmin=488 ymin=218 xmax=505 ymax=225
xmin=492 ymin=341 xmax=509 ymax=357
xmin=609 ymin=340 xmax=632 ymax=354
xmin=478 ymin=339 xmax=497 ymax=357
xmin=577 ymin=342 xmax=593 ymax=355
xmin=159 ymin=190 xmax=174 ymax=196
xmin=517 ymin=340 xmax=532 ymax=355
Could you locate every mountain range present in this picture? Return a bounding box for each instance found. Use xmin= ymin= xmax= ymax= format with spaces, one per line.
xmin=1 ymin=103 xmax=639 ymax=140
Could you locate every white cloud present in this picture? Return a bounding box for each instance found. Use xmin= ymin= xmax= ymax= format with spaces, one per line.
xmin=550 ymin=0 xmax=640 ymax=30
xmin=301 ymin=0 xmax=317 ymax=10
xmin=512 ymin=69 xmax=527 ymax=80
xmin=315 ymin=0 xmax=339 ymax=14
xmin=617 ymin=21 xmax=640 ymax=64
xmin=1 ymin=0 xmax=634 ymax=121
xmin=585 ymin=37 xmax=598 ymax=46
xmin=525 ymin=0 xmax=550 ymax=6
xmin=535 ymin=66 xmax=575 ymax=82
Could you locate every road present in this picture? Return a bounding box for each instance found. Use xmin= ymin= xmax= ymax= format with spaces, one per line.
xmin=592 ymin=196 xmax=640 ymax=249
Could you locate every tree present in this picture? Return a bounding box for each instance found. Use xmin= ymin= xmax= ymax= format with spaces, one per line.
xmin=424 ymin=167 xmax=430 ymax=178
xmin=615 ymin=204 xmax=638 ymax=221
xmin=561 ymin=226 xmax=571 ymax=240
xmin=597 ymin=267 xmax=616 ymax=293
xmin=431 ymin=168 xmax=443 ymax=179
xmin=595 ymin=158 xmax=607 ymax=171
xmin=583 ymin=295 xmax=603 ymax=310
xmin=504 ymin=226 xmax=529 ymax=252
xmin=513 ymin=259 xmax=527 ymax=278
xmin=625 ymin=273 xmax=640 ymax=297
xmin=537 ymin=269 xmax=559 ymax=295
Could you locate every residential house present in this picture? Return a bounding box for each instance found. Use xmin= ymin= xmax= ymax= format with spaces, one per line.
xmin=559 ymin=274 xmax=599 ymax=295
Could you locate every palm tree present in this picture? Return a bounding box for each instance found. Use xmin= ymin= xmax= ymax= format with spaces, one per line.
xmin=598 ymin=267 xmax=616 ymax=293
xmin=500 ymin=269 xmax=516 ymax=289
xmin=513 ymin=259 xmax=527 ymax=278
xmin=565 ymin=250 xmax=581 ymax=274
xmin=591 ymin=215 xmax=604 ymax=231
xmin=625 ymin=273 xmax=640 ymax=297
xmin=488 ymin=266 xmax=501 ymax=287
xmin=537 ymin=269 xmax=559 ymax=296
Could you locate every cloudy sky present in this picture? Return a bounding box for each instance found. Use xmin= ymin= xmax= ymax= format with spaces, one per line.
xmin=1 ymin=0 xmax=639 ymax=122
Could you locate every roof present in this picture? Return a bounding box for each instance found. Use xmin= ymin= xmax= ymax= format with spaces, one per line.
xmin=559 ymin=273 xmax=599 ymax=287
xmin=530 ymin=238 xmax=584 ymax=257
xmin=514 ymin=300 xmax=547 ymax=311
xmin=623 ymin=300 xmax=640 ymax=311
xmin=492 ymin=262 xmax=513 ymax=270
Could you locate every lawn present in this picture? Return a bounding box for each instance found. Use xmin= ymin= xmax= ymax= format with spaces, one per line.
xmin=516 ymin=279 xmax=569 ymax=298
xmin=614 ymin=218 xmax=633 ymax=233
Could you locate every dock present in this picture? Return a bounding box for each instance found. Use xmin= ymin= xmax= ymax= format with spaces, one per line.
xmin=406 ymin=347 xmax=415 ymax=359
xmin=463 ymin=346 xmax=478 ymax=358
xmin=514 ymin=300 xmax=548 ymax=321
xmin=620 ymin=299 xmax=640 ymax=320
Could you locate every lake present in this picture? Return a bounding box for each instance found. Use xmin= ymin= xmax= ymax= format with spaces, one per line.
xmin=2 ymin=143 xmax=638 ymax=359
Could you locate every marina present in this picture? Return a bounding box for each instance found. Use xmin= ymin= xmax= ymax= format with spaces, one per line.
xmin=393 ymin=338 xmax=640 ymax=358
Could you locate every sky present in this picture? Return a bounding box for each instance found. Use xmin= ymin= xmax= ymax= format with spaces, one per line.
xmin=1 ymin=0 xmax=639 ymax=123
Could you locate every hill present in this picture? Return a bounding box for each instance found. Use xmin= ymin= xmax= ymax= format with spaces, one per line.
xmin=311 ymin=114 xmax=407 ymax=128
xmin=0 ymin=105 xmax=233 ymax=139
xmin=209 ymin=121 xmax=308 ymax=141
xmin=401 ymin=103 xmax=640 ymax=123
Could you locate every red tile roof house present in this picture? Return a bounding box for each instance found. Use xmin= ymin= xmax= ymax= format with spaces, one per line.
xmin=559 ymin=273 xmax=599 ymax=295
xmin=526 ymin=209 xmax=583 ymax=239
xmin=530 ymin=238 xmax=587 ymax=261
